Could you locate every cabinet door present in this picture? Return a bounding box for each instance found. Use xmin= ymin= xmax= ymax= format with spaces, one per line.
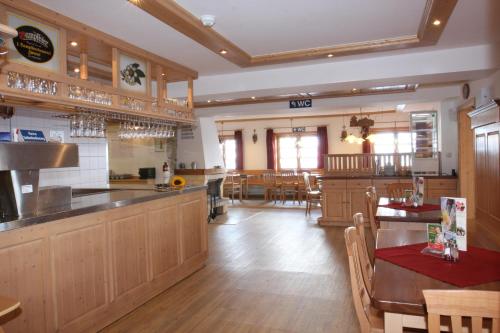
xmin=322 ymin=189 xmax=347 ymax=221
xmin=475 ymin=132 xmax=488 ymax=214
xmin=486 ymin=129 xmax=500 ymax=220
xmin=148 ymin=204 xmax=181 ymax=279
xmin=348 ymin=189 xmax=368 ymax=219
xmin=179 ymin=197 xmax=205 ymax=262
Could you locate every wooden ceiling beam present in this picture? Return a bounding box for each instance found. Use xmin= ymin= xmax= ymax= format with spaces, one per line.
xmin=0 ymin=0 xmax=198 ymax=79
xmin=132 ymin=0 xmax=457 ymax=68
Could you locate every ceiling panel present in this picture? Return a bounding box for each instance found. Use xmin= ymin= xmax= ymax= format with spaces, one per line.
xmin=176 ymin=0 xmax=427 ymax=54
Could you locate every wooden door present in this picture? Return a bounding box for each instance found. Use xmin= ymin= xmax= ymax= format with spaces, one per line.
xmin=486 ymin=126 xmax=500 ymax=220
xmin=458 ymin=102 xmax=475 ymax=218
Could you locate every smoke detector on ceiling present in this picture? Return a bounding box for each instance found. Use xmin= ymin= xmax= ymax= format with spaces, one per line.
xmin=200 ymin=15 xmax=216 ymax=28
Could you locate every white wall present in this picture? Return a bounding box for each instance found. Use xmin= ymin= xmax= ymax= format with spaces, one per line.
xmin=0 ymin=108 xmax=108 ymax=188
xmin=469 ymin=69 xmax=500 ymax=105
xmin=218 ymin=110 xmax=413 ymax=170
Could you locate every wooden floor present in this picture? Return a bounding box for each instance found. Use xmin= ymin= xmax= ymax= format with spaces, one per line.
xmin=100 ymin=206 xmax=359 ymax=333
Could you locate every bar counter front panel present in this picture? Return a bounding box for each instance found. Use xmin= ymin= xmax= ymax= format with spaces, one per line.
xmin=0 ymin=187 xmax=208 ymax=333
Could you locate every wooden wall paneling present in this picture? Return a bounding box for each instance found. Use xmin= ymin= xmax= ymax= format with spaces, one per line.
xmin=475 ymin=131 xmax=488 ymax=215
xmin=486 ymin=127 xmax=500 ymax=220
xmin=109 ymin=213 xmax=148 ymax=299
xmin=111 ymin=48 xmax=120 ymax=107
xmin=156 ymin=65 xmax=165 ymax=107
xmin=0 ymin=238 xmax=50 ymax=332
xmin=51 ymin=224 xmax=107 ymax=329
xmin=458 ymin=103 xmax=476 ymax=218
xmin=187 ymin=77 xmax=194 ymax=110
xmin=148 ymin=203 xmax=181 ymax=279
xmin=57 ymin=28 xmax=68 ymax=99
xmin=179 ymin=196 xmax=204 ymax=262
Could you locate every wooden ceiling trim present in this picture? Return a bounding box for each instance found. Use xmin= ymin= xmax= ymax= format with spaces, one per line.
xmin=195 ymin=85 xmax=417 ymax=109
xmin=214 ymin=110 xmax=397 ymax=124
xmin=0 ymin=0 xmax=198 ymax=79
xmin=129 ymin=0 xmax=252 ymax=67
xmin=132 ymin=0 xmax=457 ymax=67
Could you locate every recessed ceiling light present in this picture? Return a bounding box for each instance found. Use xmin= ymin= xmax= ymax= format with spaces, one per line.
xmin=351 ymin=88 xmax=358 ymax=93
xmin=251 ymin=96 xmax=256 ymax=100
xmin=161 ymin=73 xmax=165 ymax=76
xmin=207 ymin=100 xmax=212 ymax=103
xmin=219 ymin=49 xmax=228 ymax=55
xmin=73 ymin=68 xmax=80 ymax=73
xmin=69 ymin=41 xmax=78 ymax=47
xmin=327 ymin=54 xmax=334 ymax=58
xmin=433 ymin=19 xmax=441 ymax=26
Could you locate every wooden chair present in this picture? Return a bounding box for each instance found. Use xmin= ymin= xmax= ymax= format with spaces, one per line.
xmin=386 ymin=182 xmax=413 ymax=199
xmin=344 ymin=227 xmax=384 ymax=333
xmin=0 ymin=295 xmax=20 ymax=333
xmin=365 ymin=191 xmax=379 ymax=240
xmin=303 ymin=172 xmax=321 ymax=216
xmin=224 ymin=174 xmax=242 ymax=203
xmin=423 ymin=290 xmax=500 ymax=333
xmin=262 ymin=171 xmax=278 ymax=202
xmin=278 ymin=171 xmax=300 ymax=204
xmin=352 ymin=213 xmax=374 ymax=294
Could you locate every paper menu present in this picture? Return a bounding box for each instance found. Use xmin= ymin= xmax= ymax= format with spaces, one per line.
xmin=441 ymin=197 xmax=467 ymax=251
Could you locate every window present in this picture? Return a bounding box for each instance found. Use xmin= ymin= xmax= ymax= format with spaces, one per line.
xmin=220 ymin=138 xmax=236 ymax=170
xmin=278 ymin=135 xmax=319 ymax=169
xmin=373 ymin=131 xmax=412 ymax=154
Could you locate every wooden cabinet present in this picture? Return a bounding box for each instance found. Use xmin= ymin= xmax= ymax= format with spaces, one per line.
xmin=0 ymin=190 xmax=207 ymax=333
xmin=319 ymin=177 xmax=457 ymax=226
xmin=469 ymin=100 xmax=500 ymax=221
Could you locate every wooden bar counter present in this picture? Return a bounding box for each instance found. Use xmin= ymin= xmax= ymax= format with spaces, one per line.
xmin=0 ymin=187 xmax=208 ymax=333
xmin=318 ymin=176 xmax=457 ymax=226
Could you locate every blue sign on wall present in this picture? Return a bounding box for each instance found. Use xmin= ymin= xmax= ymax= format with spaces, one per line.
xmin=19 ymin=129 xmax=46 ymax=142
xmin=0 ymin=132 xmax=11 ymax=142
xmin=289 ymin=99 xmax=312 ymax=109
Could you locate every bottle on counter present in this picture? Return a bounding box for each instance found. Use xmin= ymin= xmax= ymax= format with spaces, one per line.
xmin=162 ymin=162 xmax=171 ymax=185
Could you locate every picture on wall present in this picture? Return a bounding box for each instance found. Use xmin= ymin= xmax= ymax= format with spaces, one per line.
xmin=119 ymin=53 xmax=147 ymax=94
xmin=7 ymin=12 xmax=60 ymax=72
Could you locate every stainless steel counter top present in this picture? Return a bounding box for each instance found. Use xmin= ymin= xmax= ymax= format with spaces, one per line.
xmin=0 ymin=185 xmax=207 ymax=233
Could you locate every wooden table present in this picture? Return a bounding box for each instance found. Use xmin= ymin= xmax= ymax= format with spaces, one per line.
xmin=372 ymin=229 xmax=500 ymax=333
xmin=376 ymin=197 xmax=442 ymax=230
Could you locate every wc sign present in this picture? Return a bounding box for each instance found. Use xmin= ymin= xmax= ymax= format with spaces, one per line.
xmin=289 ymin=99 xmax=312 ymax=109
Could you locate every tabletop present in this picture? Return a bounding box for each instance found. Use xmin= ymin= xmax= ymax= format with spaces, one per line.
xmin=371 ymin=229 xmax=500 ymax=315
xmin=376 ymin=197 xmax=442 ymax=224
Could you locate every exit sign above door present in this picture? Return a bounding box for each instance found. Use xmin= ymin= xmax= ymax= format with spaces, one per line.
xmin=289 ymin=99 xmax=312 ymax=109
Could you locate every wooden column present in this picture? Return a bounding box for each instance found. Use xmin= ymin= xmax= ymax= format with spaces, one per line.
xmin=58 ymin=28 xmax=68 ymax=98
xmin=111 ymin=48 xmax=119 ymax=107
xmin=79 ymin=52 xmax=88 ymax=80
xmin=187 ymin=77 xmax=193 ymax=109
xmin=146 ymin=61 xmax=152 ymax=111
xmin=155 ymin=65 xmax=165 ymax=108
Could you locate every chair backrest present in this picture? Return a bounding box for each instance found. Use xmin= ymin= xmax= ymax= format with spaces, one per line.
xmin=352 ymin=213 xmax=373 ymax=295
xmin=303 ymin=172 xmax=312 ymax=192
xmin=279 ymin=170 xmax=297 ymax=185
xmin=365 ymin=192 xmax=379 ymax=240
xmin=225 ymin=174 xmax=241 ymax=186
xmin=344 ymin=227 xmax=374 ymax=333
xmin=423 ymin=290 xmax=500 ymax=333
xmin=386 ymin=182 xmax=413 ymax=199
xmin=262 ymin=172 xmax=276 ymax=186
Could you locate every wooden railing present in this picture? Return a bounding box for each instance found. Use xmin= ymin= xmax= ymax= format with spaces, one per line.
xmin=324 ymin=153 xmax=413 ymax=176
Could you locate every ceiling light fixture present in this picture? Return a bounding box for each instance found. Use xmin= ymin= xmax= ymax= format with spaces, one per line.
xmin=73 ymin=68 xmax=80 ymax=73
xmin=251 ymin=96 xmax=256 ymax=100
xmin=69 ymin=41 xmax=78 ymax=47
xmin=327 ymin=54 xmax=334 ymax=58
xmin=219 ymin=49 xmax=228 ymax=55
xmin=200 ymin=14 xmax=216 ymax=27
xmin=207 ymin=100 xmax=212 ymax=103
xmin=352 ymin=88 xmax=358 ymax=93
xmin=433 ymin=19 xmax=441 ymax=26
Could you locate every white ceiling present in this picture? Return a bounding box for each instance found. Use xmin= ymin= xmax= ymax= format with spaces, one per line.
xmin=32 ymin=0 xmax=500 ymax=76
xmin=177 ymin=0 xmax=426 ymax=55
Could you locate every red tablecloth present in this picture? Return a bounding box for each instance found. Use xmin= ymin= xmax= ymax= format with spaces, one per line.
xmin=375 ymin=243 xmax=500 ymax=287
xmin=379 ymin=203 xmax=441 ymax=212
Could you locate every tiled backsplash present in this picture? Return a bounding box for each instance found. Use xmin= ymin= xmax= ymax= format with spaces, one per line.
xmin=0 ymin=108 xmax=109 ymax=188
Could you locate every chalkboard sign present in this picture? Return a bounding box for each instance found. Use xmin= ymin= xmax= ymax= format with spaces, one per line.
xmin=289 ymin=99 xmax=312 ymax=109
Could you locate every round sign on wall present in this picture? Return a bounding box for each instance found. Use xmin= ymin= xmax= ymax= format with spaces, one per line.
xmin=13 ymin=25 xmax=54 ymax=63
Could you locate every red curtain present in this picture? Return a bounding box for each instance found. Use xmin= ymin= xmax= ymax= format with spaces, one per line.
xmin=317 ymin=126 xmax=328 ymax=169
xmin=234 ymin=130 xmax=244 ymax=170
xmin=266 ymin=129 xmax=276 ymax=170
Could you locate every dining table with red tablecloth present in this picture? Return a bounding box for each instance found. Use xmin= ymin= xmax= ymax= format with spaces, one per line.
xmin=376 ymin=197 xmax=442 ymax=230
